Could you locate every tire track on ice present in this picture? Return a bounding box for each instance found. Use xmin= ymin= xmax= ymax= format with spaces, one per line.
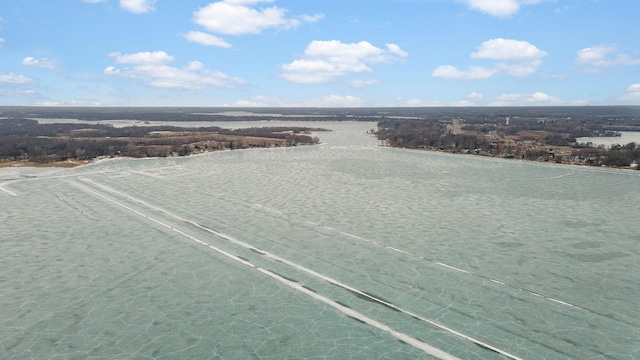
xmin=68 ymin=178 xmax=469 ymax=360
xmin=71 ymin=178 xmax=524 ymax=360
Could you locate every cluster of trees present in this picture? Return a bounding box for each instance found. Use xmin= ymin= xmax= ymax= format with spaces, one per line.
xmin=460 ymin=116 xmax=640 ymax=142
xmin=464 ymin=118 xmax=592 ymax=139
xmin=376 ymin=119 xmax=493 ymax=152
xmin=1 ymin=136 xmax=163 ymax=163
xmin=375 ymin=118 xmax=640 ymax=169
xmin=1 ymin=118 xmax=193 ymax=137
xmin=0 ymin=118 xmax=319 ymax=164
xmin=572 ymin=142 xmax=639 ymax=167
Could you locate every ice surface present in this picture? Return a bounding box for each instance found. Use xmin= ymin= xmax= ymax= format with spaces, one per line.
xmin=1 ymin=122 xmax=639 ymax=359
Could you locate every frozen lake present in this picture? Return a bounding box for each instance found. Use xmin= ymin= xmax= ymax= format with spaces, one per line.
xmin=577 ymin=131 xmax=640 ymax=148
xmin=1 ymin=121 xmax=639 ymax=359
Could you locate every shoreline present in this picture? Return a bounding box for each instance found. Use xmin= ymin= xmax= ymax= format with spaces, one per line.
xmin=0 ymin=160 xmax=92 ymax=169
xmin=383 ymin=144 xmax=640 ymax=171
xmin=4 ymin=143 xmax=636 ymax=172
xmin=0 ymin=140 xmax=316 ymax=169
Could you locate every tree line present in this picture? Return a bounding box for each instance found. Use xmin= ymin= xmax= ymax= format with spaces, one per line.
xmin=0 ymin=118 xmax=320 ymax=164
xmin=376 ymin=118 xmax=639 ymax=168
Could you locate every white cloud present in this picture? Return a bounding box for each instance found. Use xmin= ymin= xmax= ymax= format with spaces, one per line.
xmin=542 ymin=72 xmax=567 ymax=80
xmin=471 ymin=38 xmax=547 ymax=61
xmin=104 ymin=51 xmax=244 ymax=90
xmin=451 ymin=92 xmax=485 ymax=106
xmin=184 ymin=31 xmax=232 ymax=48
xmin=386 ymin=43 xmax=408 ymax=58
xmin=465 ymin=0 xmax=520 ymax=17
xmin=280 ymin=59 xmax=345 ymax=84
xmin=303 ymin=40 xmax=387 ymax=63
xmin=228 ymin=95 xmax=281 ymax=107
xmin=434 ymin=38 xmax=545 ymax=79
xmin=301 ymin=95 xmax=366 ymax=107
xmin=231 ymin=99 xmax=265 ymax=107
xmin=0 ymin=17 xmax=5 ymax=45
xmin=576 ymin=45 xmax=640 ymax=73
xmin=298 ymin=13 xmax=325 ymax=23
xmin=576 ymin=45 xmax=615 ymax=65
xmin=120 ymin=0 xmax=156 ymax=14
xmin=280 ymin=40 xmax=408 ymax=84
xmin=451 ymin=100 xmax=474 ymax=107
xmin=398 ymin=98 xmax=444 ymax=107
xmin=109 ymin=51 xmax=174 ymax=65
xmin=605 ymin=53 xmax=639 ymax=66
xmin=37 ymin=99 xmax=106 ymax=107
xmin=618 ymin=83 xmax=640 ymax=104
xmin=348 ymin=79 xmax=380 ymax=88
xmin=22 ymin=57 xmax=57 ymax=70
xmin=466 ymin=92 xmax=483 ymax=101
xmin=465 ymin=0 xmax=545 ymax=17
xmin=432 ymin=65 xmax=498 ymax=79
xmin=0 ymin=72 xmax=37 ymax=98
xmin=496 ymin=60 xmax=542 ymax=76
xmin=183 ymin=61 xmax=204 ymax=72
xmin=0 ymin=72 xmax=34 ymax=84
xmin=0 ymin=88 xmax=38 ymax=97
xmin=227 ymin=94 xmax=366 ymax=107
xmin=193 ymin=0 xmax=323 ymax=35
xmin=489 ymin=91 xmax=562 ymax=106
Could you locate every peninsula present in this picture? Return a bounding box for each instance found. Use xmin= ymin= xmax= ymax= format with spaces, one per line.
xmin=0 ymin=118 xmax=322 ymax=168
xmin=374 ymin=106 xmax=640 ymax=169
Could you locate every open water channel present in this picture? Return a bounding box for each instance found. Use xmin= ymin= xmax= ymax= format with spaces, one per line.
xmin=1 ymin=121 xmax=639 ymax=359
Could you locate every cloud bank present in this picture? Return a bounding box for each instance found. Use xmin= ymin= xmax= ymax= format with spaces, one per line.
xmin=187 ymin=1 xmax=323 ymax=48
xmin=619 ymin=83 xmax=640 ymax=104
xmin=120 ymin=0 xmax=156 ymax=13
xmin=193 ymin=0 xmax=323 ymax=35
xmin=433 ymin=38 xmax=546 ymax=79
xmin=0 ymin=72 xmax=34 ymax=84
xmin=576 ymin=45 xmax=640 ymax=73
xmin=280 ymin=40 xmax=408 ymax=84
xmin=183 ymin=31 xmax=232 ymax=48
xmin=465 ymin=0 xmax=545 ymax=17
xmin=104 ymin=51 xmax=244 ymax=90
xmin=489 ymin=91 xmax=562 ymax=106
xmin=22 ymin=57 xmax=57 ymax=70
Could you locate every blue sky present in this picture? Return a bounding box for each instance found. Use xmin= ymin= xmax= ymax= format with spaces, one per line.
xmin=0 ymin=0 xmax=639 ymax=107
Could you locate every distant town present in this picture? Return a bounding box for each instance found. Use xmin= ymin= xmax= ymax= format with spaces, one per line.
xmin=1 ymin=106 xmax=639 ymax=169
